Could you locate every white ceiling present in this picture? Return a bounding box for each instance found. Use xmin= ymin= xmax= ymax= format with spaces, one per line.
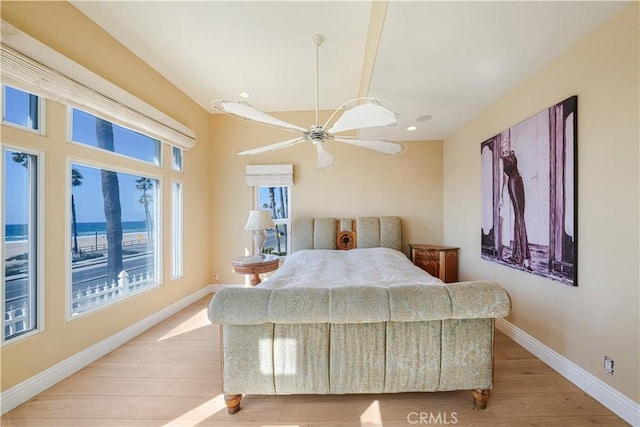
xmin=71 ymin=1 xmax=627 ymax=141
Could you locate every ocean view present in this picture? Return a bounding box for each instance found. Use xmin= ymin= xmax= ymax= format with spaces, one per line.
xmin=5 ymin=221 xmax=149 ymax=242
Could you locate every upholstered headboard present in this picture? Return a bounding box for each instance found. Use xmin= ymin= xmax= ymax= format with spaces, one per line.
xmin=291 ymin=216 xmax=402 ymax=252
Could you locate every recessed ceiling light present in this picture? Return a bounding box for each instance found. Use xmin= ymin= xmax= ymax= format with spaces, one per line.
xmin=239 ymin=92 xmax=250 ymax=98
xmin=407 ymin=125 xmax=418 ymax=131
xmin=416 ymin=114 xmax=432 ymax=122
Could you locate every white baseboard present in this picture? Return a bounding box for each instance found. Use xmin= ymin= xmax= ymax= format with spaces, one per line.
xmin=496 ymin=318 xmax=640 ymax=426
xmin=8 ymin=291 xmax=634 ymax=424
xmin=0 ymin=284 xmax=217 ymax=415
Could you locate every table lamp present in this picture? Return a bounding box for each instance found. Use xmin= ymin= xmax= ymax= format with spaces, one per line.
xmin=244 ymin=209 xmax=275 ymax=257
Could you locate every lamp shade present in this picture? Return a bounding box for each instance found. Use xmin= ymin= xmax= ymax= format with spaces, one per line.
xmin=244 ymin=210 xmax=275 ymax=231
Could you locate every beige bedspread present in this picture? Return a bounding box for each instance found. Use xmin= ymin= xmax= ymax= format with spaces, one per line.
xmin=259 ymin=247 xmax=442 ymax=289
xmin=210 ymin=249 xmax=510 ymax=325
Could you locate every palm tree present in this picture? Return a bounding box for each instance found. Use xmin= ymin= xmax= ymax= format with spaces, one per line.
xmin=278 ymin=187 xmax=288 ymax=255
xmin=278 ymin=187 xmax=287 ymax=219
xmin=135 ymin=177 xmax=154 ymax=243
xmin=268 ymin=187 xmax=281 ymax=255
xmin=95 ymin=118 xmax=123 ymax=283
xmin=71 ymin=168 xmax=83 ymax=254
xmin=11 ymin=152 xmax=29 ymax=168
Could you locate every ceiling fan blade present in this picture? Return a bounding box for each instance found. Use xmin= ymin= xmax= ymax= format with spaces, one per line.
xmin=333 ymin=137 xmax=407 ymax=155
xmin=234 ymin=137 xmax=305 ymax=156
xmin=212 ymin=99 xmax=307 ymax=134
xmin=312 ymin=140 xmax=335 ymax=169
xmin=325 ymin=100 xmax=399 ymax=134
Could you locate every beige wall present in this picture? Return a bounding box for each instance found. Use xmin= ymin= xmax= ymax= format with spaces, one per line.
xmin=443 ymin=3 xmax=639 ymax=403
xmin=8 ymin=0 xmax=634 ymax=412
xmin=1 ymin=2 xmax=213 ymax=391
xmin=210 ymin=112 xmax=444 ymax=283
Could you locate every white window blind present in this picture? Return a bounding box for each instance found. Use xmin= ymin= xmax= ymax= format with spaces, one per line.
xmin=245 ymin=164 xmax=294 ymax=187
xmin=0 ymin=22 xmax=196 ymax=150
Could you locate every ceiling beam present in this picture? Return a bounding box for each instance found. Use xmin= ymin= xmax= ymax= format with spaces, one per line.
xmin=357 ymin=0 xmax=388 ymax=99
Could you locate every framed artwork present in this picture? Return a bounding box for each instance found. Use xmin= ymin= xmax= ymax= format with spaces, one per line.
xmin=481 ymin=96 xmax=577 ymax=286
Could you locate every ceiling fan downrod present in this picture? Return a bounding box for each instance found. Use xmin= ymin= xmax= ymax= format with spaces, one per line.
xmin=312 ymin=34 xmax=324 ymax=126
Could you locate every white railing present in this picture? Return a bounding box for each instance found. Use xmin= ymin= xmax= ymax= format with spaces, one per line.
xmin=5 ymin=301 xmax=30 ymax=338
xmin=72 ymin=270 xmax=155 ymax=313
xmin=4 ymin=270 xmax=155 ymax=334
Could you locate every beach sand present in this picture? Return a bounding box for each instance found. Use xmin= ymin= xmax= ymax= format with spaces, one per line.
xmin=5 ymin=232 xmax=150 ymax=260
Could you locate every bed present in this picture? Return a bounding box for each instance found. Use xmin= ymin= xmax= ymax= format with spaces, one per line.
xmin=208 ymin=216 xmax=511 ymax=414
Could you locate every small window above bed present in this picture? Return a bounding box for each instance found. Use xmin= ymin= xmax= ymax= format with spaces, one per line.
xmin=256 ymin=186 xmax=290 ymax=256
xmin=246 ymin=164 xmax=292 ymax=257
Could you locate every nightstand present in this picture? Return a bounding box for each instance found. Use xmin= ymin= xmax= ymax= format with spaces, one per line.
xmin=231 ymin=254 xmax=279 ymax=286
xmin=409 ymin=244 xmax=459 ymax=283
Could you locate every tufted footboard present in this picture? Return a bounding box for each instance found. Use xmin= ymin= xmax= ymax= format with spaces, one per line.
xmin=208 ymin=281 xmax=511 ymax=414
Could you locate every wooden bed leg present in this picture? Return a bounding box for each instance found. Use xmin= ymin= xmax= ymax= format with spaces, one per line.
xmin=224 ymin=393 xmax=242 ymax=414
xmin=472 ymin=388 xmax=490 ymax=410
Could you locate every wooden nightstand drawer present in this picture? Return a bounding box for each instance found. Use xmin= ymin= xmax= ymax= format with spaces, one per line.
xmin=413 ymin=249 xmax=440 ymax=260
xmin=414 ymin=257 xmax=440 ymax=270
xmin=409 ymin=244 xmax=459 ymax=283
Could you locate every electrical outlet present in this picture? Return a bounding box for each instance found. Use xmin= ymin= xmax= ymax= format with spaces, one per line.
xmin=213 ymin=273 xmax=219 ymax=282
xmin=604 ymin=356 xmax=614 ymax=375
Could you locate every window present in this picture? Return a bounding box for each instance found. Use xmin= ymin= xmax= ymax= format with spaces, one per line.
xmin=70 ymin=162 xmax=160 ymax=316
xmin=257 ymin=186 xmax=290 ymax=256
xmin=71 ymin=109 xmax=161 ymax=165
xmin=2 ymin=86 xmax=42 ymax=132
xmin=171 ymin=180 xmax=183 ymax=279
xmin=3 ymin=147 xmax=41 ymax=341
xmin=245 ymin=165 xmax=293 ymax=257
xmin=171 ymin=146 xmax=183 ymax=172
xmin=2 ymin=40 xmax=195 ymax=324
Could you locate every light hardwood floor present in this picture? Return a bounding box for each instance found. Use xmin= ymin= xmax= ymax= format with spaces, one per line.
xmin=2 ymin=295 xmax=628 ymax=426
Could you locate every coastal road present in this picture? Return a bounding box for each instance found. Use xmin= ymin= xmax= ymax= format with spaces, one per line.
xmin=5 ymin=253 xmax=154 ymax=305
xmin=72 ymin=253 xmax=154 ymax=288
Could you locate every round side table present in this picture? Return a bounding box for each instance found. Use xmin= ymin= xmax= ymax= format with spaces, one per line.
xmin=231 ymin=254 xmax=280 ymax=286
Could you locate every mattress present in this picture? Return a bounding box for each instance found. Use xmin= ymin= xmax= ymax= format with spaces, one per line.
xmin=258 ymin=247 xmax=443 ymax=289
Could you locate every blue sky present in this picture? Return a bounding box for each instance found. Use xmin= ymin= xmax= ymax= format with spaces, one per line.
xmin=71 ymin=164 xmax=155 ymax=223
xmin=4 ymin=150 xmax=30 ymax=225
xmin=4 ymin=86 xmax=158 ymax=225
xmin=5 ymin=153 xmax=154 ymax=224
xmin=258 ymin=186 xmax=288 ymax=219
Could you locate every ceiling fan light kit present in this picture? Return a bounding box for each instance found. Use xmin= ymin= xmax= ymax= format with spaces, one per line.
xmin=211 ymin=34 xmax=406 ymax=169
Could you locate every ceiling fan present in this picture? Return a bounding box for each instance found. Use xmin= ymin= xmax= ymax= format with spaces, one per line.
xmin=211 ymin=34 xmax=406 ymax=169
